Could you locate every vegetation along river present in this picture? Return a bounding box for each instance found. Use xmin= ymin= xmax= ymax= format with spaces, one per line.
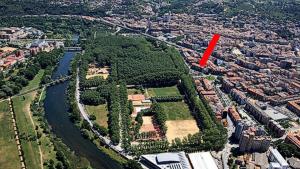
xmin=43 ymin=50 xmax=122 ymax=169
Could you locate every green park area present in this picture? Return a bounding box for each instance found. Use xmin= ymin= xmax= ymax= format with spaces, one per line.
xmin=147 ymin=86 xmax=181 ymax=97
xmin=12 ymin=93 xmax=42 ymax=169
xmin=21 ymin=70 xmax=45 ymax=93
xmin=11 ymin=70 xmax=46 ymax=169
xmin=0 ymin=101 xmax=21 ymax=169
xmin=85 ymin=104 xmax=109 ymax=128
xmin=158 ymin=101 xmax=193 ymax=120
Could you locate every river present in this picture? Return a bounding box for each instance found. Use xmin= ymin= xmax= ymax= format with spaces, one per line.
xmin=43 ymin=51 xmax=122 ymax=169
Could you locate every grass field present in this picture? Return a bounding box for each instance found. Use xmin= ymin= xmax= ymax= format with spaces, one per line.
xmin=159 ymin=101 xmax=193 ymax=120
xmin=21 ymin=70 xmax=45 ymax=93
xmin=85 ymin=104 xmax=109 ymax=128
xmin=12 ymin=93 xmax=42 ymax=169
xmin=0 ymin=101 xmax=21 ymax=169
xmin=127 ymin=88 xmax=143 ymax=95
xmin=12 ymin=70 xmax=45 ymax=169
xmin=147 ymin=86 xmax=181 ymax=97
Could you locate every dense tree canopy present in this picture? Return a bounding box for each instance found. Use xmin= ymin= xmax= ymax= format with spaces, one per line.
xmin=82 ymin=34 xmax=187 ymax=86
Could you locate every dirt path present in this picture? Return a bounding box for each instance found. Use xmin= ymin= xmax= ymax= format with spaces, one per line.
xmin=24 ymin=92 xmax=44 ymax=169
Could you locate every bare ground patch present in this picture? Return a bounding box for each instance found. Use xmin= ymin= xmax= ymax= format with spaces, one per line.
xmin=166 ymin=120 xmax=199 ymax=142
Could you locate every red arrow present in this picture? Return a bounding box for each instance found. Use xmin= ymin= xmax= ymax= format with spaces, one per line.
xmin=199 ymin=34 xmax=220 ymax=67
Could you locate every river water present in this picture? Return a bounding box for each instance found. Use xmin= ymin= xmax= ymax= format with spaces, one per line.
xmin=43 ymin=51 xmax=122 ymax=169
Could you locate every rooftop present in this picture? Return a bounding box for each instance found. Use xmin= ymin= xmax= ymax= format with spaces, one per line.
xmin=270 ymin=148 xmax=289 ymax=167
xmin=188 ymin=152 xmax=218 ymax=169
xmin=141 ymin=151 xmax=192 ymax=169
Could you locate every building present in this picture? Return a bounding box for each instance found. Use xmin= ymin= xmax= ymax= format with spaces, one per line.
xmin=287 ymin=99 xmax=300 ymax=116
xmin=285 ymin=129 xmax=300 ymax=149
xmin=268 ymin=120 xmax=286 ymax=137
xmin=234 ymin=120 xmax=254 ymax=140
xmin=239 ymin=127 xmax=271 ymax=152
xmin=30 ymin=39 xmax=47 ymax=48
xmin=287 ymin=157 xmax=300 ymax=169
xmin=230 ymin=89 xmax=247 ymax=105
xmin=128 ymin=94 xmax=151 ymax=117
xmin=221 ymin=78 xmax=234 ymax=93
xmin=228 ymin=106 xmax=242 ymax=125
xmin=245 ymin=99 xmax=286 ymax=137
xmin=268 ymin=148 xmax=289 ymax=169
xmin=140 ymin=152 xmax=192 ymax=169
xmin=187 ymin=152 xmax=218 ymax=169
xmin=269 ymin=162 xmax=282 ymax=169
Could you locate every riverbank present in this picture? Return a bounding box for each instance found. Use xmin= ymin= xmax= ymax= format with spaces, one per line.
xmin=44 ymin=51 xmax=125 ymax=169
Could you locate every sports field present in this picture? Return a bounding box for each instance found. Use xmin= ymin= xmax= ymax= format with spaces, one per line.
xmin=159 ymin=101 xmax=193 ymax=120
xmin=166 ymin=120 xmax=199 ymax=142
xmin=147 ymin=86 xmax=181 ymax=97
xmin=0 ymin=101 xmax=21 ymax=169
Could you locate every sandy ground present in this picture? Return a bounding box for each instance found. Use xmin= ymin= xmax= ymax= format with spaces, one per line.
xmin=86 ymin=74 xmax=109 ymax=79
xmin=140 ymin=116 xmax=155 ymax=133
xmin=166 ymin=120 xmax=199 ymax=142
xmin=86 ymin=66 xmax=110 ymax=79
xmin=0 ymin=47 xmax=17 ymax=53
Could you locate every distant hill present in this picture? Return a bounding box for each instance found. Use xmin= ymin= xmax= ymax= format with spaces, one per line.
xmin=1 ymin=0 xmax=299 ymax=23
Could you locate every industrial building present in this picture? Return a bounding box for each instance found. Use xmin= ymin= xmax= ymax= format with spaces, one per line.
xmin=140 ymin=152 xmax=192 ymax=169
xmin=140 ymin=151 xmax=219 ymax=169
xmin=188 ymin=152 xmax=218 ymax=169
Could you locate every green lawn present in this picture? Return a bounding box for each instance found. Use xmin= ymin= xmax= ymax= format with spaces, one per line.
xmin=85 ymin=104 xmax=109 ymax=128
xmin=0 ymin=101 xmax=21 ymax=169
xmin=127 ymin=88 xmax=143 ymax=95
xmin=159 ymin=101 xmax=193 ymax=120
xmin=147 ymin=86 xmax=181 ymax=97
xmin=21 ymin=70 xmax=45 ymax=93
xmin=12 ymin=93 xmax=41 ymax=169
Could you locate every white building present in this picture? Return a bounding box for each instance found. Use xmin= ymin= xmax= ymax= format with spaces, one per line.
xmin=141 ymin=151 xmax=192 ymax=169
xmin=188 ymin=152 xmax=218 ymax=169
xmin=268 ymin=148 xmax=289 ymax=169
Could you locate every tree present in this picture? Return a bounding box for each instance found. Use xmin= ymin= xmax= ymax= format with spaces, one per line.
xmin=81 ymin=120 xmax=91 ymax=130
xmin=93 ymin=123 xmax=108 ymax=136
xmin=55 ymin=161 xmax=64 ymax=169
xmin=123 ymin=160 xmax=143 ymax=169
xmin=89 ymin=114 xmax=96 ymax=121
